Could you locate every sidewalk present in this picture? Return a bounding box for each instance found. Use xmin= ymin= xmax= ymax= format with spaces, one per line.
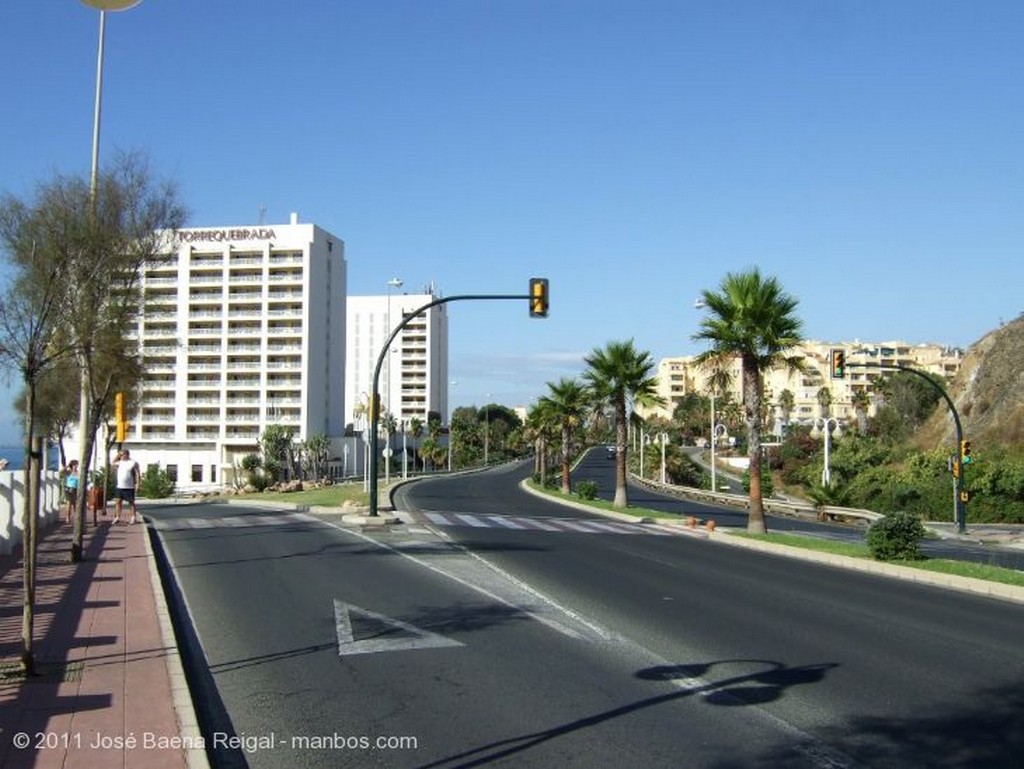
xmin=0 ymin=519 xmax=207 ymax=769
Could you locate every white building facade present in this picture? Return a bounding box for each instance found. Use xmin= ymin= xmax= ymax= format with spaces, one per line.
xmin=75 ymin=215 xmax=347 ymax=490
xmin=345 ymin=290 xmax=449 ymax=433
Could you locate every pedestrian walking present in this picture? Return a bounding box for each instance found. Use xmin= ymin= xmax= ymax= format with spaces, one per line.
xmin=112 ymin=449 xmax=141 ymax=525
xmin=64 ymin=460 xmax=79 ymax=524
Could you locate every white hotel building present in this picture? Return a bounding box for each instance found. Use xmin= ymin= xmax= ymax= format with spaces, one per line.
xmin=345 ymin=290 xmax=449 ymax=433
xmin=100 ymin=215 xmax=346 ymax=489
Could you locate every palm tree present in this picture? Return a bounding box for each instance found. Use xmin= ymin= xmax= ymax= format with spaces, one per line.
xmin=693 ymin=269 xmax=804 ymax=533
xmin=777 ymin=388 xmax=795 ymax=435
xmin=583 ymin=340 xmax=664 ymax=507
xmin=525 ymin=400 xmax=558 ymax=484
xmin=851 ymin=388 xmax=872 ymax=435
xmin=409 ymin=416 xmax=423 ymax=470
xmin=816 ymin=386 xmax=833 ymax=418
xmin=538 ymin=377 xmax=591 ymax=494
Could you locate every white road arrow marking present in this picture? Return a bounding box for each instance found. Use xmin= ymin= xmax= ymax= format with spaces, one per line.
xmin=333 ymin=599 xmax=464 ymax=656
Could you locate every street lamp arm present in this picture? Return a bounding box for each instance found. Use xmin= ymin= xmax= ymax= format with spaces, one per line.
xmin=368 ymin=292 xmax=531 ymax=516
xmin=846 ymin=361 xmax=966 ymax=532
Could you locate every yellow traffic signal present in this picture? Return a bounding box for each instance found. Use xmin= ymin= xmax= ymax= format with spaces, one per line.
xmin=529 ymin=278 xmax=549 ymax=318
xmin=961 ymin=439 xmax=972 ymax=464
xmin=830 ymin=348 xmax=845 ymax=379
xmin=115 ymin=391 xmax=125 ymax=423
xmin=116 ymin=421 xmax=128 ymax=443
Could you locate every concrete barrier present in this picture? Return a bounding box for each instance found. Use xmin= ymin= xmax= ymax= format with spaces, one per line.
xmin=0 ymin=470 xmax=63 ymax=556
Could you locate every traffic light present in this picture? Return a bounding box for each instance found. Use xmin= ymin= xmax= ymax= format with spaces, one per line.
xmin=961 ymin=439 xmax=972 ymax=464
xmin=830 ymin=348 xmax=846 ymax=379
xmin=114 ymin=391 xmax=128 ymax=444
xmin=529 ymin=278 xmax=549 ymax=318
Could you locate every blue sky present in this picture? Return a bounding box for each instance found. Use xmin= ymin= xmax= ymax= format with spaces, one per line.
xmin=2 ymin=1 xmax=1023 ymax=444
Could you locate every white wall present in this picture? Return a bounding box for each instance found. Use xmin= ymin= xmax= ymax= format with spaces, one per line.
xmin=0 ymin=470 xmax=63 ymax=556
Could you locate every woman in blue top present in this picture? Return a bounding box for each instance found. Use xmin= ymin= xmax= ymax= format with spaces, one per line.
xmin=64 ymin=460 xmax=79 ymax=524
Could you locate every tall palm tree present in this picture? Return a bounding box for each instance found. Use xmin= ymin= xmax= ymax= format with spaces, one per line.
xmin=538 ymin=377 xmax=591 ymax=494
xmin=816 ymin=386 xmax=833 ymax=418
xmin=583 ymin=340 xmax=664 ymax=507
xmin=693 ymin=269 xmax=804 ymax=533
xmin=851 ymin=388 xmax=872 ymax=435
xmin=525 ymin=399 xmax=558 ymax=483
xmin=409 ymin=416 xmax=424 ymax=470
xmin=777 ymin=388 xmax=795 ymax=435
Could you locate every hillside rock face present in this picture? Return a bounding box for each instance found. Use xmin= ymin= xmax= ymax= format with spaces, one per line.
xmin=919 ymin=314 xmax=1024 ymax=448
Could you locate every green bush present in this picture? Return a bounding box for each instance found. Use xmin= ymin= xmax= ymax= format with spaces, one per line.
xmin=866 ymin=512 xmax=926 ymax=561
xmin=576 ymin=480 xmax=598 ymax=500
xmin=139 ymin=464 xmax=176 ymax=499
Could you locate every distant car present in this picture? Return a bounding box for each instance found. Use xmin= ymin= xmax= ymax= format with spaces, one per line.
xmin=605 ymin=445 xmax=616 ymax=458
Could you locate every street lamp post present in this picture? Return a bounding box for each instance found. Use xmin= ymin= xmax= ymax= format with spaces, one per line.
xmin=708 ymin=392 xmax=728 ymax=492
xmin=80 ymin=1 xmax=142 ymax=195
xmin=384 ymin=278 xmax=403 ymax=482
xmin=657 ymin=432 xmax=669 ymax=484
xmin=810 ymin=417 xmax=842 ymax=486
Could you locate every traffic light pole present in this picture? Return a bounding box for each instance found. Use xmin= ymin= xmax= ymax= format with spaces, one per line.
xmin=366 ymin=292 xmax=532 ymax=518
xmin=847 ymin=362 xmax=967 ymax=533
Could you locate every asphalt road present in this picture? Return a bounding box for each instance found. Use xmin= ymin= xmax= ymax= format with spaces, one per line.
xmin=573 ymin=449 xmax=1024 ymax=570
xmin=145 ymin=461 xmax=1024 ymax=768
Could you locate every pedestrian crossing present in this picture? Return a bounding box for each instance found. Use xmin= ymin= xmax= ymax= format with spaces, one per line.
xmin=149 ymin=511 xmax=317 ymax=531
xmin=146 ymin=510 xmax=706 ymax=540
xmin=417 ymin=511 xmax=699 ymax=538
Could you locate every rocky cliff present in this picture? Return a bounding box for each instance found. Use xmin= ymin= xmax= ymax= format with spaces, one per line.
xmin=918 ymin=314 xmax=1024 ymax=449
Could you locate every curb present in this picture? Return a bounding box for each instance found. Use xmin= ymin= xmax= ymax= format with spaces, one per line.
xmin=710 ymin=528 xmax=1024 ymax=605
xmin=522 ymin=480 xmax=1024 ymax=606
xmin=143 ymin=521 xmax=211 ymax=769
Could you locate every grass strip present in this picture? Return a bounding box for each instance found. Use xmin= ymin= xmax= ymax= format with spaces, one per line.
xmin=732 ymin=532 xmax=1024 ymax=587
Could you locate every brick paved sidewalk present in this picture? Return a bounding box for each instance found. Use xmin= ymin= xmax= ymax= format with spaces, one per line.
xmin=0 ymin=520 xmax=207 ymax=769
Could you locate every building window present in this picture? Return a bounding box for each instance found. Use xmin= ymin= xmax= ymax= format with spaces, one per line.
xmin=210 ymin=465 xmax=217 ymax=483
xmin=191 ymin=464 xmax=203 ymax=483
xmin=166 ymin=464 xmax=178 ymax=482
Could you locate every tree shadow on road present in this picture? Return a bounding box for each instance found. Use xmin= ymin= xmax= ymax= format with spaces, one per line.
xmin=420 ymin=657 xmax=840 ymax=769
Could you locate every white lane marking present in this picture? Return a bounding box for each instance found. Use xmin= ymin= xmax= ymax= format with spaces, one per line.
xmin=333 ymin=599 xmax=463 ymax=656
xmin=335 ymin=526 xmax=612 ymax=642
xmin=455 ymin=514 xmax=489 ymax=527
xmin=488 ymin=516 xmax=526 ymax=529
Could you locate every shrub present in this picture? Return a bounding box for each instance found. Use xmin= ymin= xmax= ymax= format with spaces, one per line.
xmin=139 ymin=464 xmax=176 ymax=499
xmin=866 ymin=512 xmax=926 ymax=561
xmin=576 ymin=480 xmax=598 ymax=500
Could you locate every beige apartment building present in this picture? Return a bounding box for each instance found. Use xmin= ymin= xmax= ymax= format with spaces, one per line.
xmin=646 ymin=341 xmax=964 ymax=435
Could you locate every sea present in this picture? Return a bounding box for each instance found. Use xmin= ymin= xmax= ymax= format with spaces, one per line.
xmin=0 ymin=445 xmax=61 ymax=472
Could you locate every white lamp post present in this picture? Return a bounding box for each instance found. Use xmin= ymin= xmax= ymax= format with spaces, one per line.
xmin=80 ymin=1 xmax=142 ymax=195
xmin=657 ymin=432 xmax=669 ymax=484
xmin=810 ymin=417 xmax=842 ymax=486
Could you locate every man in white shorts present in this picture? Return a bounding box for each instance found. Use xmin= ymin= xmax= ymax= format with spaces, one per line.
xmin=113 ymin=449 xmax=141 ymax=524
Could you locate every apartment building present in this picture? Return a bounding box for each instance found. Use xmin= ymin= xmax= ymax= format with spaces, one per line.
xmin=345 ymin=289 xmax=449 ymax=433
xmin=647 ymin=340 xmax=965 ymax=433
xmin=84 ymin=215 xmax=347 ymax=490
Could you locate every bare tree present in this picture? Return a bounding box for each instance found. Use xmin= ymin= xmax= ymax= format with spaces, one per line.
xmin=0 ymin=233 xmax=76 ymax=675
xmin=66 ymin=153 xmax=186 ymax=561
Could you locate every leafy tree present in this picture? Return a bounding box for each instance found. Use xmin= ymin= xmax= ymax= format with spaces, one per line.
xmin=139 ymin=463 xmax=175 ymax=498
xmin=260 ymin=424 xmax=294 ymax=482
xmin=583 ymin=339 xmax=664 ymax=507
xmin=693 ymin=269 xmax=804 ymax=533
xmin=300 ymin=434 xmax=331 ymax=480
